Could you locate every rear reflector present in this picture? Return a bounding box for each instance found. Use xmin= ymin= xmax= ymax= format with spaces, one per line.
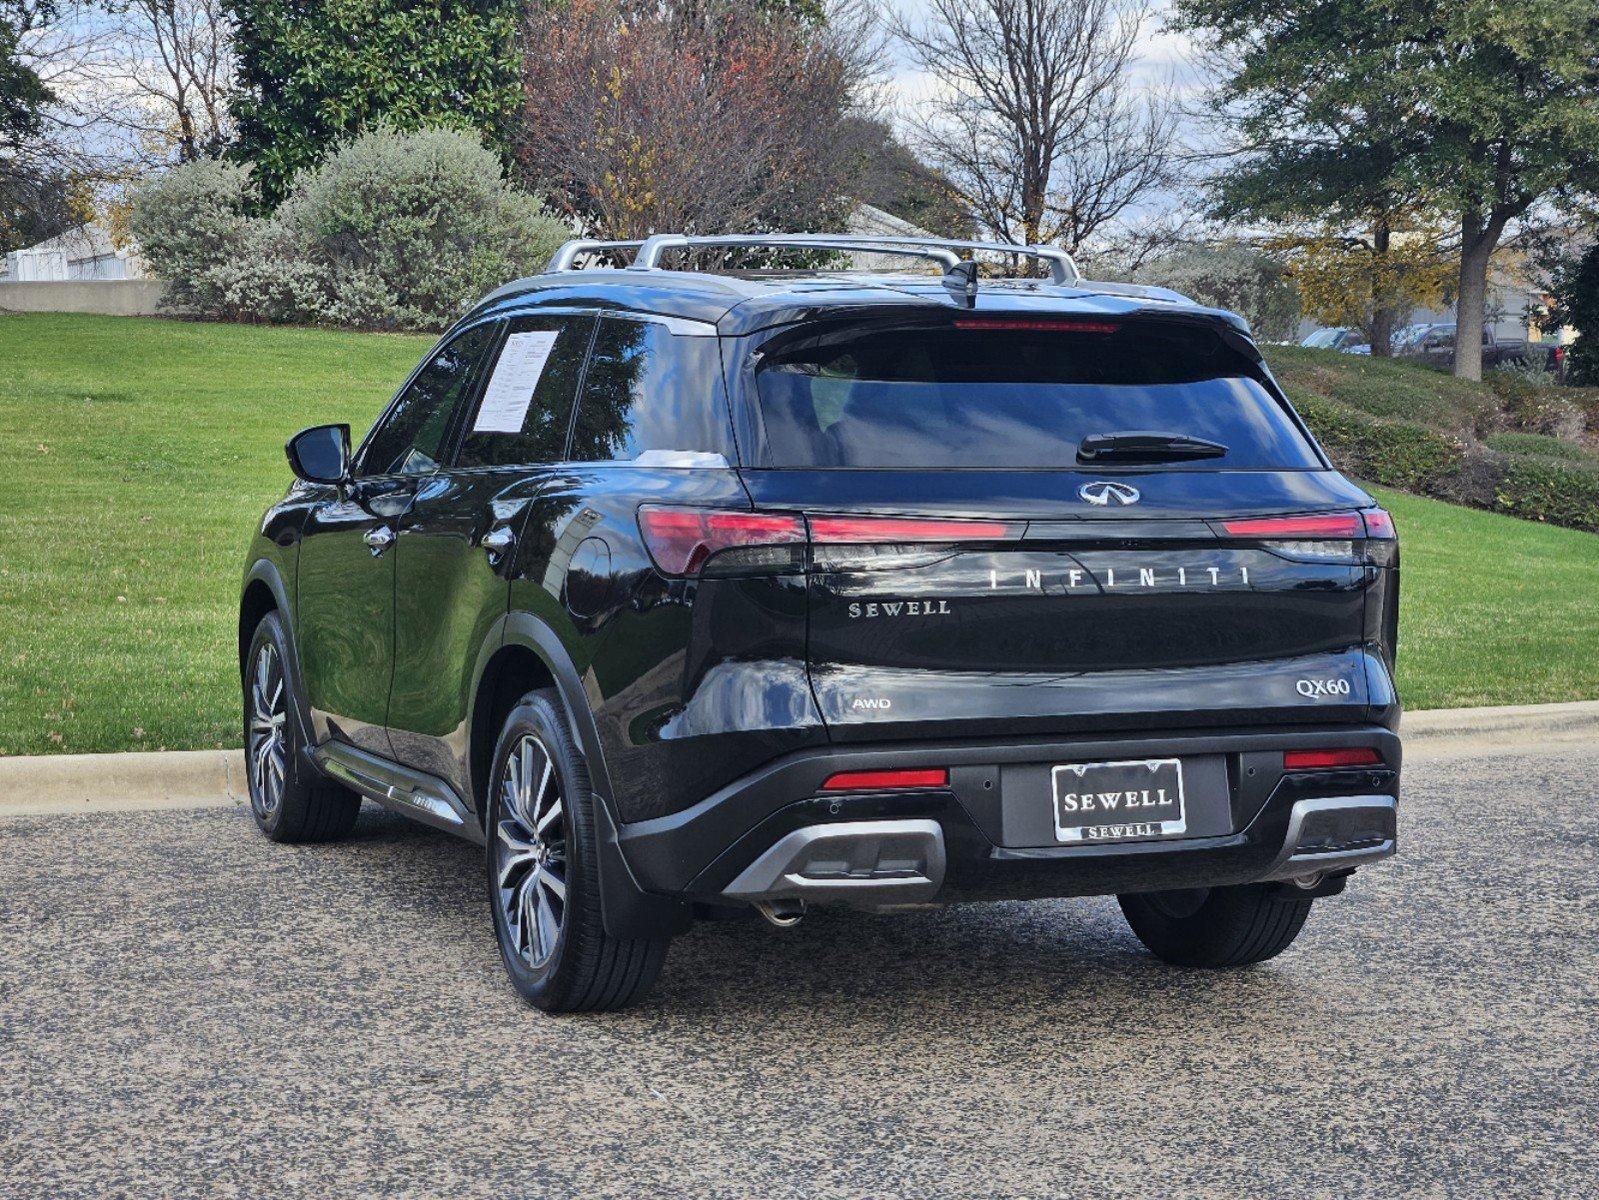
xmin=1222 ymin=512 xmax=1365 ymax=539
xmin=638 ymin=506 xmax=805 ymax=577
xmin=952 ymin=318 xmax=1121 ymax=334
xmin=809 ymin=515 xmax=1016 ymax=543
xmin=1283 ymin=748 xmax=1383 ymax=770
xmin=821 ymin=768 xmax=949 ymax=791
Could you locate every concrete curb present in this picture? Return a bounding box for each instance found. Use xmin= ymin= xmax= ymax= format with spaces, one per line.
xmin=1401 ymin=699 xmax=1599 ymax=740
xmin=0 ymin=749 xmax=247 ymax=816
xmin=1 ymin=700 xmax=1596 ymax=816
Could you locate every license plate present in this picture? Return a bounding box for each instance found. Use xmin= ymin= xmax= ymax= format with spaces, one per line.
xmin=1051 ymin=758 xmax=1186 ymax=843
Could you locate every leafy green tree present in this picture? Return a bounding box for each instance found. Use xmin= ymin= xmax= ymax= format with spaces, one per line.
xmin=225 ymin=0 xmax=521 ymax=205
xmin=2 ymin=1 xmax=59 ymax=252
xmin=1 ymin=0 xmax=52 ymax=153
xmin=1539 ymin=240 xmax=1599 ymax=386
xmin=1415 ymin=2 xmax=1599 ymax=380
xmin=1178 ymin=0 xmax=1599 ymax=380
xmin=1171 ymin=0 xmax=1441 ymax=356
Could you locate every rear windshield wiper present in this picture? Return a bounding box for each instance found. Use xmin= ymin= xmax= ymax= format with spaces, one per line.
xmin=1077 ymin=431 xmax=1229 ymax=464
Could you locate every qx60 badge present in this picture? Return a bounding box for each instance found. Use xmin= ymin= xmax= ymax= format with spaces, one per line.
xmin=1079 ymin=480 xmax=1141 ymax=506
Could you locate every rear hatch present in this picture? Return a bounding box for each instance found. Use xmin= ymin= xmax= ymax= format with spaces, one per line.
xmin=731 ymin=312 xmax=1392 ymax=741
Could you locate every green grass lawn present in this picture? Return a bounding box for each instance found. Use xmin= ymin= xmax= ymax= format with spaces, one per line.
xmin=2 ymin=312 xmax=1597 ymax=756
xmin=1370 ymin=487 xmax=1599 ymax=709
xmin=0 ymin=313 xmax=429 ymax=756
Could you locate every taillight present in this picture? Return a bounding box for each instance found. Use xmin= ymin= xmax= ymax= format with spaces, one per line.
xmin=638 ymin=507 xmax=1021 ymax=577
xmin=638 ymin=506 xmax=805 ymax=577
xmin=1219 ymin=509 xmax=1395 ymax=565
xmin=1283 ymin=748 xmax=1383 ymax=770
xmin=1221 ymin=513 xmax=1365 ymax=539
xmin=821 ymin=768 xmax=949 ymax=791
xmin=809 ymin=515 xmax=1018 ymax=543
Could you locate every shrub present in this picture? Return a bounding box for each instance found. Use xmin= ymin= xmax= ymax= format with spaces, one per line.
xmin=130 ymin=126 xmax=571 ymax=330
xmin=1484 ymin=431 xmax=1595 ymax=463
xmin=1495 ymin=456 xmax=1599 ymax=532
xmin=274 ymin=125 xmax=570 ymax=330
xmin=1292 ymin=395 xmax=1466 ymax=491
xmin=1487 ymin=369 xmax=1588 ymax=441
xmin=129 ymin=159 xmax=259 ymax=315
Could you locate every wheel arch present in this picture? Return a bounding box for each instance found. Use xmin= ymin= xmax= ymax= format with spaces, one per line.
xmin=239 ymin=559 xmax=317 ymax=754
xmin=469 ymin=611 xmax=689 ymax=940
xmin=238 ymin=568 xmax=284 ymax=675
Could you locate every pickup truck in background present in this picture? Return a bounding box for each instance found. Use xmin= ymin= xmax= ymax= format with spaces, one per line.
xmin=1396 ymin=323 xmax=1565 ymax=374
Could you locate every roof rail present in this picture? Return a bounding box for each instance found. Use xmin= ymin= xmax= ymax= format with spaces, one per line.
xmin=545 ymin=239 xmax=649 ymax=271
xmin=543 ymin=232 xmax=1081 ymax=285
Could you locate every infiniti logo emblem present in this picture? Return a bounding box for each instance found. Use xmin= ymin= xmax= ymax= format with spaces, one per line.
xmin=1079 ymin=481 xmax=1142 ymax=507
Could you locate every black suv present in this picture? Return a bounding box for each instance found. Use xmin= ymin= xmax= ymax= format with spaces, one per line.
xmin=239 ymin=234 xmax=1401 ymax=1012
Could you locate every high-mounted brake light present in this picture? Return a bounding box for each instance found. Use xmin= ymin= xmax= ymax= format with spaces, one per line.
xmin=1221 ymin=512 xmax=1365 ymax=539
xmin=952 ymin=318 xmax=1121 ymax=334
xmin=821 ymin=768 xmax=949 ymax=791
xmin=1283 ymin=748 xmax=1383 ymax=770
xmin=638 ymin=506 xmax=805 ymax=577
xmin=809 ymin=515 xmax=1017 ymax=543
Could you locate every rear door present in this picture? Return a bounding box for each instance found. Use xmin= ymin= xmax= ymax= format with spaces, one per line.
xmin=732 ymin=313 xmax=1386 ymax=741
xmin=387 ymin=312 xmax=596 ymax=793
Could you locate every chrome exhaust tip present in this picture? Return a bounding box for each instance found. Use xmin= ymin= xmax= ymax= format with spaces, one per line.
xmin=754 ymin=899 xmax=804 ymax=928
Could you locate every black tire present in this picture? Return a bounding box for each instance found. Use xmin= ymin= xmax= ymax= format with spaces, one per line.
xmin=243 ymin=611 xmax=361 ymax=843
xmin=486 ymin=689 xmax=669 ymax=1012
xmin=1118 ymin=883 xmax=1313 ymax=968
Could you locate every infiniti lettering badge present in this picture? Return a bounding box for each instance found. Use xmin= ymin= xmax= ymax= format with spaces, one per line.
xmin=1079 ymin=480 xmax=1141 ymax=506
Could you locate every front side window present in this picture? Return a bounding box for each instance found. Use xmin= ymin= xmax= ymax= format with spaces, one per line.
xmin=746 ymin=319 xmax=1321 ymax=470
xmin=569 ymin=317 xmax=734 ymax=463
xmin=457 ymin=314 xmax=595 ymax=468
xmin=358 ymin=323 xmax=497 ymax=477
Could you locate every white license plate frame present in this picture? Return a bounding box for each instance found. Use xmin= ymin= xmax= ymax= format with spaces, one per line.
xmin=1051 ymin=758 xmax=1187 ymax=843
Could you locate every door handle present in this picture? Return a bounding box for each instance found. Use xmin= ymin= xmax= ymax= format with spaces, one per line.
xmin=481 ymin=527 xmax=515 ymax=562
xmin=363 ymin=525 xmax=395 ymax=556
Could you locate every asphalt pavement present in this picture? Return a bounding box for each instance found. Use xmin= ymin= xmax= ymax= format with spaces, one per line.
xmin=2 ymin=742 xmax=1595 ymax=1199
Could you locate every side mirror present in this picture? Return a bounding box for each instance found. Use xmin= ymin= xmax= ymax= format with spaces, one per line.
xmin=286 ymin=424 xmax=350 ymax=484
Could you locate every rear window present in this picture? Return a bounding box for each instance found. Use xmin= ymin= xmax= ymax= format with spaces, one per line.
xmin=747 ymin=320 xmax=1320 ymax=469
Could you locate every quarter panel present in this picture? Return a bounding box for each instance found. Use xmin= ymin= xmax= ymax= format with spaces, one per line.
xmin=512 ymin=465 xmax=828 ymax=824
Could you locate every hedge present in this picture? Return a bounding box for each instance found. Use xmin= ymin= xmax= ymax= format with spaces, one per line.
xmin=1293 ymin=396 xmax=1467 ymax=492
xmin=1494 ymin=457 xmax=1599 ymax=532
xmin=1293 ymin=392 xmax=1599 ymax=534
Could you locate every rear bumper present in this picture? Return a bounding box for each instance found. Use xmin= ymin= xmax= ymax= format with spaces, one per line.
xmin=617 ymin=725 xmax=1401 ymax=907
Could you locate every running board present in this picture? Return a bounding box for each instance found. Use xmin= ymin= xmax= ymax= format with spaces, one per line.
xmin=313 ymin=741 xmax=482 ymax=842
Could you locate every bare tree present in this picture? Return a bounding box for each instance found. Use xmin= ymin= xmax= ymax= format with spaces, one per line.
xmin=100 ymin=0 xmax=232 ymax=163
xmin=893 ymin=0 xmax=1180 ymax=259
xmin=518 ymin=0 xmax=884 ymax=242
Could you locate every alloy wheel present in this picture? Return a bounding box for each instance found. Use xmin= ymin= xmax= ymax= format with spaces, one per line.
xmin=495 ymin=735 xmax=569 ymax=970
xmin=247 ymin=642 xmax=288 ymax=819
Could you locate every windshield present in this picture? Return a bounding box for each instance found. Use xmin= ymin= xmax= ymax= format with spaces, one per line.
xmin=746 ymin=319 xmax=1321 ymax=470
xmin=1301 ymin=328 xmax=1342 ymax=348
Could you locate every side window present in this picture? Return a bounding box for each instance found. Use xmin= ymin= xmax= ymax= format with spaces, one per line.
xmin=457 ymin=314 xmax=594 ymax=469
xmin=358 ymin=323 xmax=497 ymax=477
xmin=570 ymin=316 xmax=734 ymax=463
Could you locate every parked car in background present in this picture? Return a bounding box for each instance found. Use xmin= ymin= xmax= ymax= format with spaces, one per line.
xmin=1396 ymin=323 xmax=1562 ymax=373
xmin=1299 ymin=327 xmax=1369 ymax=354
